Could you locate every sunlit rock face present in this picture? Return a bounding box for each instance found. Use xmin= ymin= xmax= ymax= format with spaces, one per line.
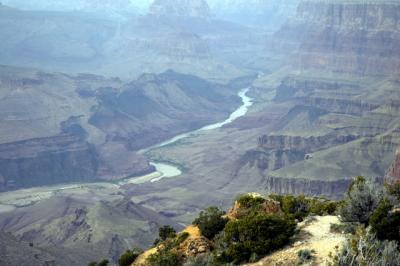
xmin=149 ymin=0 xmax=211 ymax=18
xmin=275 ymin=0 xmax=400 ymax=76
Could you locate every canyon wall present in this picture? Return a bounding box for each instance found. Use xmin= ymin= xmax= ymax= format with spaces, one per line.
xmin=275 ymin=0 xmax=400 ymax=76
xmin=388 ymin=149 xmax=400 ymax=181
xmin=232 ymin=0 xmax=400 ymax=197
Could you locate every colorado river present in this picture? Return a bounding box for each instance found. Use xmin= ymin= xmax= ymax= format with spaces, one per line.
xmin=134 ymin=87 xmax=254 ymax=183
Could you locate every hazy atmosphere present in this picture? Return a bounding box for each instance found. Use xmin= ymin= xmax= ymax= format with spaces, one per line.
xmin=1 ymin=0 xmax=400 ymax=265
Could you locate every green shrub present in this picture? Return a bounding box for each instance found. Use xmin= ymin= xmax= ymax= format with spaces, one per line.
xmin=236 ymin=194 xmax=265 ymax=209
xmin=176 ymin=232 xmax=189 ymax=245
xmin=270 ymin=194 xmax=309 ymax=221
xmin=270 ymin=194 xmax=339 ymax=219
xmin=147 ymin=249 xmax=180 ymax=266
xmin=339 ymin=176 xmax=382 ymax=225
xmin=216 ymin=213 xmax=296 ymax=264
xmin=369 ymin=199 xmax=400 ymax=242
xmin=193 ymin=206 xmax=228 ymax=239
xmin=118 ymin=248 xmax=142 ymax=266
xmin=309 ymin=199 xmax=339 ymax=215
xmin=159 ymin=225 xmax=177 ymax=241
xmin=163 ymin=232 xmax=190 ymax=250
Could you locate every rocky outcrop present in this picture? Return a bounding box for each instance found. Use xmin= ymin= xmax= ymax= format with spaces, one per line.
xmin=182 ymin=236 xmax=212 ymax=257
xmin=275 ymin=0 xmax=400 ymax=76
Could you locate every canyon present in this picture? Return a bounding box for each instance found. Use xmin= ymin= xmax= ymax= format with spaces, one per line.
xmin=0 ymin=0 xmax=400 ymax=265
xmin=0 ymin=66 xmax=240 ymax=191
